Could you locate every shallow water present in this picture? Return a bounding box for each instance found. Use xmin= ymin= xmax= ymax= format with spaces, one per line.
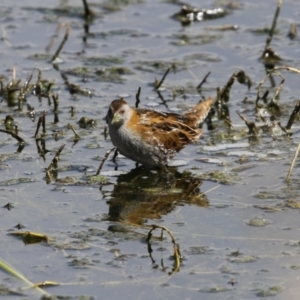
xmin=1 ymin=0 xmax=300 ymax=299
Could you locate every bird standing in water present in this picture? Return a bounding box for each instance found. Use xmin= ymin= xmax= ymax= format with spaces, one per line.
xmin=105 ymin=97 xmax=214 ymax=168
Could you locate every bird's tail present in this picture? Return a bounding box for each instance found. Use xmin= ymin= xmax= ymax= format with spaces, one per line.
xmin=183 ymin=97 xmax=215 ymax=128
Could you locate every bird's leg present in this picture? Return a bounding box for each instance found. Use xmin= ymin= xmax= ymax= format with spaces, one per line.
xmin=112 ymin=148 xmax=119 ymax=163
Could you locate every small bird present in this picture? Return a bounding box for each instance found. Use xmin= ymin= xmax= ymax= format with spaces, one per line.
xmin=105 ymin=97 xmax=214 ymax=168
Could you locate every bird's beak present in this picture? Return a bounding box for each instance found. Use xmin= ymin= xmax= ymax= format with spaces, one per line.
xmin=111 ymin=114 xmax=119 ymax=124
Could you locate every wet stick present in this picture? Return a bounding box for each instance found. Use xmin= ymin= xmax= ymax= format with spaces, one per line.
xmin=255 ymin=69 xmax=285 ymax=113
xmin=219 ymin=73 xmax=236 ymax=102
xmin=37 ymin=68 xmax=42 ymax=83
xmin=277 ymin=122 xmax=289 ymax=135
xmin=286 ymin=100 xmax=300 ymax=130
xmin=61 ymin=72 xmax=92 ymax=97
xmin=155 ymin=67 xmax=171 ymax=90
xmin=265 ymin=0 xmax=282 ymax=50
xmin=156 ymin=90 xmax=169 ymax=110
xmin=34 ymin=112 xmax=46 ymax=138
xmin=237 ymin=112 xmax=258 ymax=136
xmin=34 ymin=115 xmax=42 ymax=138
xmin=271 ymin=77 xmax=285 ymax=102
xmin=45 ymin=23 xmax=66 ymax=53
xmin=147 ymin=224 xmax=181 ymax=275
xmin=51 ymin=27 xmax=70 ymax=62
xmin=52 ymin=93 xmax=59 ymax=112
xmin=262 ymin=90 xmax=269 ymax=102
xmin=82 ymin=0 xmax=94 ymax=19
xmin=255 ymin=66 xmax=300 ymax=113
xmin=0 ymin=258 xmax=50 ymax=297
xmin=36 ymin=138 xmax=47 ymax=161
xmin=96 ymin=147 xmax=116 ymax=175
xmin=42 ymin=111 xmax=46 ymax=135
xmin=0 ymin=129 xmax=25 ymax=144
xmin=68 ymin=123 xmax=80 ymax=141
xmin=18 ymin=69 xmax=35 ymax=110
xmin=273 ymin=66 xmax=300 ymax=75
xmin=286 ymin=139 xmax=300 ymax=181
xmin=46 ymin=143 xmax=66 ymax=172
xmin=24 ymin=67 xmax=35 ymax=91
xmin=268 ymin=77 xmax=285 ymax=111
xmin=135 ymin=86 xmax=141 ymax=108
xmin=287 ymin=23 xmax=297 ymax=40
xmin=197 ymin=71 xmax=211 ymax=90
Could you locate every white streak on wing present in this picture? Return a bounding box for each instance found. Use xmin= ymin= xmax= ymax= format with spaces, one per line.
xmin=139 ymin=114 xmax=149 ymax=124
xmin=165 ymin=127 xmax=179 ymax=134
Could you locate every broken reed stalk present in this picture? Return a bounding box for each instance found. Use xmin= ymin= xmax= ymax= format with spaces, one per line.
xmin=34 ymin=116 xmax=42 ymax=138
xmin=277 ymin=122 xmax=289 ymax=135
xmin=0 ymin=259 xmax=50 ymax=297
xmin=197 ymin=71 xmax=211 ymax=89
xmin=32 ymin=280 xmax=59 ymax=289
xmin=223 ymin=118 xmax=233 ymax=130
xmin=288 ymin=23 xmax=297 ymax=40
xmin=155 ymin=67 xmax=171 ymax=90
xmin=156 ymin=90 xmax=168 ymax=109
xmin=219 ymin=73 xmax=236 ymax=102
xmin=24 ymin=68 xmax=35 ymax=91
xmin=256 ymin=65 xmax=300 ymax=111
xmin=286 ymin=100 xmax=300 ymax=130
xmin=237 ymin=112 xmax=258 ymax=136
xmin=18 ymin=91 xmax=23 ymax=111
xmin=286 ymin=139 xmax=300 ymax=181
xmin=82 ymin=0 xmax=94 ymax=19
xmin=51 ymin=27 xmax=70 ymax=62
xmin=265 ymin=0 xmax=282 ymax=50
xmin=52 ymin=94 xmax=59 ymax=112
xmin=12 ymin=67 xmax=16 ymax=83
xmin=61 ymin=72 xmax=90 ymax=96
xmin=262 ymin=90 xmax=269 ymax=101
xmin=68 ymin=123 xmax=80 ymax=140
xmin=135 ymin=86 xmax=141 ymax=108
xmin=147 ymin=224 xmax=181 ymax=275
xmin=46 ymin=143 xmax=66 ymax=172
xmin=273 ymin=66 xmax=300 ymax=75
xmin=0 ymin=129 xmax=25 ymax=144
xmin=37 ymin=69 xmax=42 ymax=83
xmin=272 ymin=77 xmax=285 ymax=102
xmin=34 ymin=112 xmax=46 ymax=138
xmin=255 ymin=69 xmax=285 ymax=113
xmin=95 ymin=147 xmax=116 ymax=175
xmin=42 ymin=112 xmax=46 ymax=135
xmin=36 ymin=138 xmax=47 ymax=161
xmin=61 ymin=72 xmax=70 ymax=87
xmin=268 ymin=77 xmax=285 ymax=111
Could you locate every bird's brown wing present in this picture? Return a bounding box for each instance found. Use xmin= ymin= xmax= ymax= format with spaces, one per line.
xmin=129 ymin=109 xmax=202 ymax=152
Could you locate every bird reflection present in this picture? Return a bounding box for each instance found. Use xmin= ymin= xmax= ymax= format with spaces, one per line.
xmin=106 ymin=167 xmax=209 ymax=225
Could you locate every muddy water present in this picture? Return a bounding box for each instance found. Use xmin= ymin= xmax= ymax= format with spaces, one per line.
xmin=1 ymin=0 xmax=300 ymax=299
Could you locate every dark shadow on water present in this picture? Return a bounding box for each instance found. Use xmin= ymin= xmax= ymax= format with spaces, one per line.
xmin=106 ymin=166 xmax=209 ymax=225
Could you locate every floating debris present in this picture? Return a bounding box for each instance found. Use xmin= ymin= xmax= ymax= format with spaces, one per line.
xmin=9 ymin=231 xmax=49 ymax=245
xmin=173 ymin=5 xmax=229 ymax=26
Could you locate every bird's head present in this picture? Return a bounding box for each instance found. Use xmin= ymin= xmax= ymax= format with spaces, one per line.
xmin=105 ymin=98 xmax=132 ymax=126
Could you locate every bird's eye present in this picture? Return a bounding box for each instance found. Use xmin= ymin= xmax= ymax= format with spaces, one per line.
xmin=119 ymin=109 xmax=125 ymax=115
